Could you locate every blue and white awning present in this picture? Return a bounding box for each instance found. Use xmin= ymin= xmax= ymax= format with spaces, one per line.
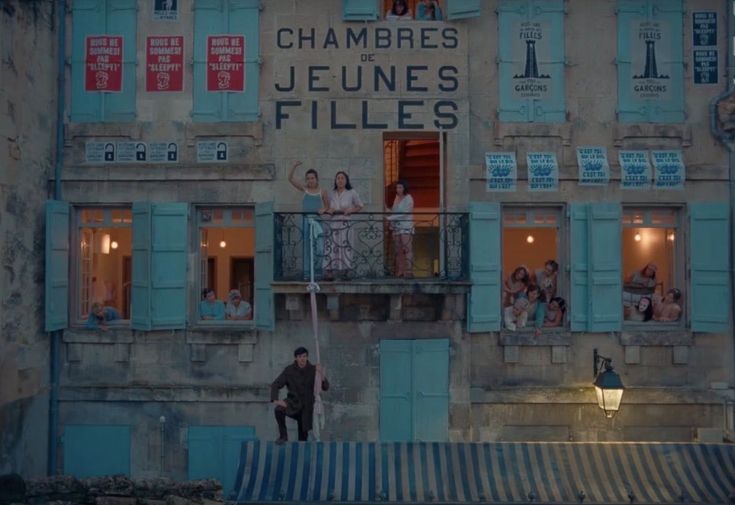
xmin=234 ymin=441 xmax=735 ymax=503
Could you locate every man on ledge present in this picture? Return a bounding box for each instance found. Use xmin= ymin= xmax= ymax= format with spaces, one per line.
xmin=270 ymin=347 xmax=329 ymax=443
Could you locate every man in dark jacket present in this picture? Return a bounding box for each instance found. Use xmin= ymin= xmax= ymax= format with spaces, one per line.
xmin=271 ymin=346 xmax=329 ymax=443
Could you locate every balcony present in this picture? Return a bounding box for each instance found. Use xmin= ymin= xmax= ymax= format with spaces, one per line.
xmin=273 ymin=212 xmax=470 ymax=295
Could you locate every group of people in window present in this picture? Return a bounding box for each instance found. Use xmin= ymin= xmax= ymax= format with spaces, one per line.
xmin=503 ymin=261 xmax=566 ymax=333
xmin=385 ymin=0 xmax=443 ymax=21
xmin=289 ymin=162 xmax=415 ymax=280
xmin=199 ymin=288 xmax=252 ymax=321
xmin=623 ymin=262 xmax=682 ymax=323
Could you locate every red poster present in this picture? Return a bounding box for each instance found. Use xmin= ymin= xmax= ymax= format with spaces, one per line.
xmin=85 ymin=35 xmax=123 ymax=92
xmin=146 ymin=36 xmax=184 ymax=92
xmin=206 ymin=35 xmax=245 ymax=92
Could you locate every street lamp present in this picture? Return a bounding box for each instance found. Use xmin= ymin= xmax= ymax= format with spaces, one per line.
xmin=593 ymin=349 xmax=625 ymax=418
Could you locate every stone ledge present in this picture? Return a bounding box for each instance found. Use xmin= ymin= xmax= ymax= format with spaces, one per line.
xmin=64 ymin=328 xmax=259 ymax=345
xmin=272 ymin=280 xmax=471 ymax=295
xmin=494 ymin=122 xmax=573 ymax=146
xmin=65 ymin=122 xmax=142 ymax=142
xmin=620 ymin=330 xmax=693 ymax=346
xmin=470 ymin=387 xmax=728 ymax=405
xmin=60 ymin=164 xmax=275 ymax=181
xmin=185 ymin=329 xmax=258 ymax=345
xmin=613 ymin=122 xmax=692 ymax=147
xmin=185 ymin=121 xmax=264 ymax=144
xmin=59 ymin=385 xmax=270 ymax=402
xmin=499 ymin=330 xmax=572 ymax=346
xmin=64 ymin=329 xmax=135 ymax=344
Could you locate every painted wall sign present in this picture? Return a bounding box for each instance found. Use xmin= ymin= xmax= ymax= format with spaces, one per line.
xmin=85 ymin=36 xmax=123 ymax=92
xmin=485 ymin=152 xmax=517 ymax=192
xmin=693 ymin=50 xmax=718 ymax=84
xmin=153 ymin=0 xmax=178 ymax=21
xmin=576 ymin=146 xmax=610 ymax=186
xmin=146 ymin=36 xmax=184 ymax=92
xmin=116 ymin=142 xmax=147 ymax=163
xmin=273 ymin=26 xmax=461 ymax=130
xmin=527 ymin=152 xmax=558 ymax=192
xmin=651 ymin=150 xmax=685 ymax=189
xmin=149 ymin=142 xmax=179 ymax=163
xmin=511 ymin=21 xmax=552 ymax=102
xmin=619 ymin=151 xmax=652 ymax=190
xmin=693 ymin=12 xmax=716 ymax=46
xmin=630 ymin=19 xmax=673 ymax=101
xmin=85 ymin=141 xmax=116 ymax=163
xmin=197 ymin=141 xmax=228 ymax=162
xmin=207 ymin=35 xmax=245 ymax=92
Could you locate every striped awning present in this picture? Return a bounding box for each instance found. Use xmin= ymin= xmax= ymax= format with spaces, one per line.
xmin=234 ymin=441 xmax=735 ymax=504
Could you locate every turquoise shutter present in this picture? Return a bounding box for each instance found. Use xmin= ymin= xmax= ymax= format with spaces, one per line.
xmin=131 ymin=202 xmax=152 ymax=330
xmin=413 ymin=339 xmax=449 ymax=442
xmin=498 ymin=0 xmax=565 ymax=122
xmin=343 ymin=0 xmax=379 ymax=21
xmin=617 ymin=0 xmax=684 ymax=123
xmin=690 ymin=203 xmax=730 ymax=332
xmin=254 ymin=202 xmax=274 ymax=330
xmin=467 ymin=202 xmax=501 ymax=332
xmin=498 ymin=1 xmax=531 ymax=122
xmin=188 ymin=426 xmax=256 ymax=498
xmin=226 ymin=0 xmax=260 ymax=121
xmin=193 ymin=0 xmax=226 ymax=121
xmin=380 ymin=340 xmax=413 ymax=441
xmin=71 ymin=0 xmax=104 ymax=121
xmin=588 ymin=203 xmax=622 ymax=332
xmin=446 ymin=0 xmax=481 ymax=20
xmin=104 ymin=0 xmax=137 ymax=121
xmin=63 ymin=425 xmax=130 ymax=477
xmin=45 ymin=200 xmax=70 ymax=331
xmin=569 ymin=204 xmax=589 ymax=331
xmin=151 ymin=203 xmax=188 ymax=329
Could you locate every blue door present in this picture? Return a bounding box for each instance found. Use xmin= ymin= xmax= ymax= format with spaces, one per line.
xmin=188 ymin=426 xmax=256 ymax=498
xmin=380 ymin=339 xmax=449 ymax=441
xmin=63 ymin=425 xmax=130 ymax=478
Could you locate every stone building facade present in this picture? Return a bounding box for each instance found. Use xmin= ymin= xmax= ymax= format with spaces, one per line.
xmin=2 ymin=0 xmax=734 ymax=491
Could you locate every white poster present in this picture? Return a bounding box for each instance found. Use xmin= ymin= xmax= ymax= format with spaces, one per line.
xmin=651 ymin=150 xmax=685 ymax=189
xmin=153 ymin=0 xmax=178 ymax=21
xmin=527 ymin=152 xmax=559 ymax=192
xmin=619 ymin=151 xmax=652 ymax=190
xmin=197 ymin=141 xmax=228 ymax=163
xmin=576 ymin=146 xmax=610 ymax=186
xmin=485 ymin=152 xmax=517 ymax=192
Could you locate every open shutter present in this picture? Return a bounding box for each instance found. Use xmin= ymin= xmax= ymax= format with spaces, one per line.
xmin=71 ymin=0 xmax=103 ymax=122
xmin=588 ymin=203 xmax=622 ymax=332
xmin=498 ymin=1 xmax=531 ymax=122
xmin=569 ymin=204 xmax=589 ymax=331
xmin=467 ymin=202 xmax=501 ymax=332
xmin=413 ymin=339 xmax=449 ymax=442
xmin=104 ymin=0 xmax=137 ymax=121
xmin=343 ymin=0 xmax=379 ymax=21
xmin=254 ymin=202 xmax=274 ymax=330
xmin=530 ymin=0 xmax=565 ymax=122
xmin=445 ymin=0 xmax=481 ymax=20
xmin=131 ymin=202 xmax=151 ymax=330
xmin=226 ymin=0 xmax=260 ymax=121
xmin=617 ymin=0 xmax=684 ymax=123
xmin=193 ymin=0 xmax=226 ymax=121
xmin=45 ymin=201 xmax=70 ymax=331
xmin=151 ymin=203 xmax=188 ymax=329
xmin=380 ymin=340 xmax=413 ymax=441
xmin=690 ymin=203 xmax=730 ymax=332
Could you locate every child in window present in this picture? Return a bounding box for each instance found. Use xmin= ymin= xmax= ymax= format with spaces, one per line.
xmin=416 ymin=0 xmax=443 ymax=20
xmin=653 ymin=288 xmax=682 ymax=322
xmin=625 ymin=296 xmax=653 ymax=322
xmin=534 ymin=259 xmax=558 ymax=303
xmin=504 ymin=295 xmax=530 ymax=331
xmin=503 ymin=266 xmax=529 ymax=307
xmin=543 ymin=297 xmax=566 ymax=327
xmin=386 ymin=0 xmax=412 ymax=20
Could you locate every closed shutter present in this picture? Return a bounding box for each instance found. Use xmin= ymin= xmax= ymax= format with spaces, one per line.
xmin=413 ymin=339 xmax=449 ymax=442
xmin=71 ymin=0 xmax=104 ymax=121
xmin=254 ymin=202 xmax=274 ymax=330
xmin=45 ymin=200 xmax=70 ymax=331
xmin=445 ymin=0 xmax=481 ymax=20
xmin=467 ymin=202 xmax=501 ymax=332
xmin=63 ymin=425 xmax=130 ymax=478
xmin=530 ymin=0 xmax=565 ymax=122
xmin=569 ymin=204 xmax=589 ymax=331
xmin=498 ymin=1 xmax=531 ymax=122
xmin=690 ymin=203 xmax=730 ymax=332
xmin=343 ymin=0 xmax=380 ymax=21
xmin=150 ymin=203 xmax=188 ymax=329
xmin=193 ymin=0 xmax=226 ymax=121
xmin=131 ymin=202 xmax=152 ymax=330
xmin=226 ymin=0 xmax=260 ymax=121
xmin=588 ymin=203 xmax=622 ymax=332
xmin=188 ymin=426 xmax=256 ymax=498
xmin=104 ymin=0 xmax=137 ymax=121
xmin=379 ymin=340 xmax=413 ymax=441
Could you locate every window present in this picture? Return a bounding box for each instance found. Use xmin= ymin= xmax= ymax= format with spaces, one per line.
xmin=75 ymin=207 xmax=132 ymax=324
xmin=502 ymin=207 xmax=564 ymax=331
xmin=198 ymin=207 xmax=255 ymax=323
xmin=622 ymin=207 xmax=683 ymax=325
xmin=71 ymin=0 xmax=137 ymax=122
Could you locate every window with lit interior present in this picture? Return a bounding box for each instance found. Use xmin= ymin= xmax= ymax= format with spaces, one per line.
xmin=198 ymin=207 xmax=255 ymax=323
xmin=622 ymin=208 xmax=683 ymax=325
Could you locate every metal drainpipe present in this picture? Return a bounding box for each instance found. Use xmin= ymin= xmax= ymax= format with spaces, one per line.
xmin=48 ymin=0 xmax=66 ymax=476
xmin=727 ymin=0 xmax=735 ymax=391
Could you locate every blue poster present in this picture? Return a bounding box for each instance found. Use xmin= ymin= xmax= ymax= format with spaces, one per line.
xmin=651 ymin=150 xmax=685 ymax=189
xmin=527 ymin=152 xmax=558 ymax=192
xmin=619 ymin=151 xmax=652 ymax=190
xmin=576 ymin=146 xmax=610 ymax=186
xmin=485 ymin=152 xmax=517 ymax=192
xmin=693 ymin=12 xmax=716 ymax=47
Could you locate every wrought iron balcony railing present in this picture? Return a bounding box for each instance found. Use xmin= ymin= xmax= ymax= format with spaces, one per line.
xmin=274 ymin=212 xmax=469 ymax=282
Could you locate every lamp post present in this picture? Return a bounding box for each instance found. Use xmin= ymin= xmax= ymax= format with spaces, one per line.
xmin=593 ymin=349 xmax=625 ymax=418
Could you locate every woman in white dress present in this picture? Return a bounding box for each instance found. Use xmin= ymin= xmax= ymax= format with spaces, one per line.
xmin=386 ymin=181 xmax=415 ymax=278
xmin=323 ymin=171 xmax=363 ymax=280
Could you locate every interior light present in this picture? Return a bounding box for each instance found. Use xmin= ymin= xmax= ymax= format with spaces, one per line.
xmin=668 ymin=232 xmax=675 ymax=242
xmin=634 ymin=233 xmax=642 ymax=242
xmin=526 ymin=235 xmax=535 ymax=244
xmin=100 ymin=233 xmax=111 ymax=254
xmin=219 ymin=240 xmax=227 ymax=249
xmin=111 ymin=240 xmax=119 ymax=250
